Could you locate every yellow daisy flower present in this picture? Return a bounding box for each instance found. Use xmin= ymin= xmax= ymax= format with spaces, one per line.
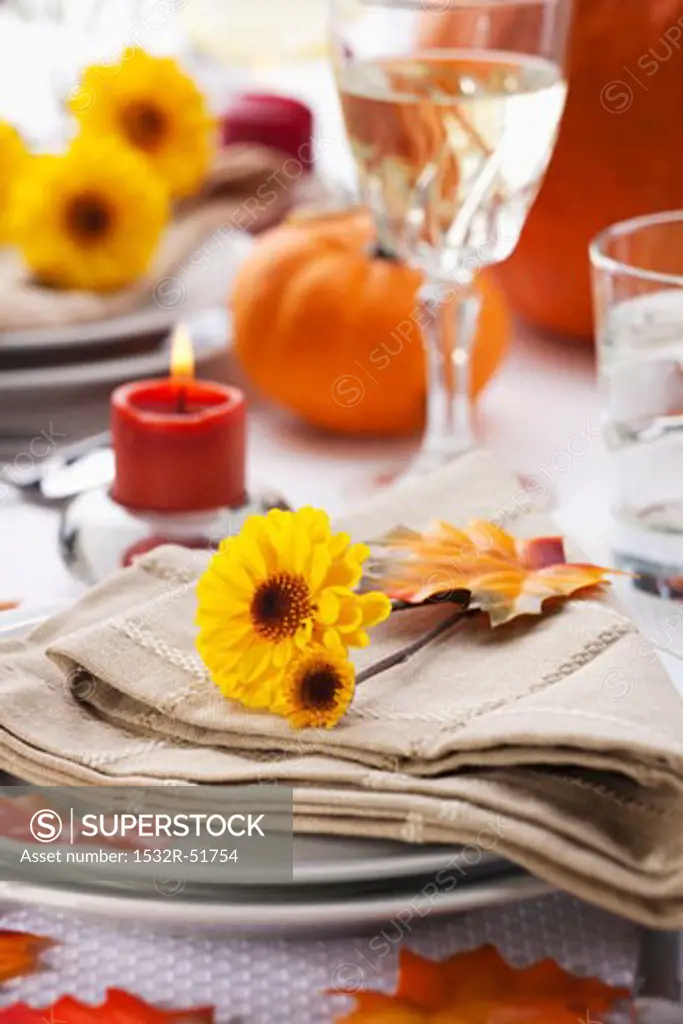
xmin=196 ymin=507 xmax=391 ymax=710
xmin=11 ymin=134 xmax=169 ymax=292
xmin=69 ymin=47 xmax=214 ymax=198
xmin=273 ymin=645 xmax=355 ymax=730
xmin=0 ymin=121 xmax=28 ymax=243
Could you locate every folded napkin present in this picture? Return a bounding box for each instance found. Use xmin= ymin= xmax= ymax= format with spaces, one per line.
xmin=0 ymin=144 xmax=306 ymax=332
xmin=2 ymin=449 xmax=683 ymax=927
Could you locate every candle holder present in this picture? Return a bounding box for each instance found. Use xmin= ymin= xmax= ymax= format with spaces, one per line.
xmin=59 ymin=325 xmax=286 ymax=584
xmin=60 ymin=485 xmax=290 ymax=585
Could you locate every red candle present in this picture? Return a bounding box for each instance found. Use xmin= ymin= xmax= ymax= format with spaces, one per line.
xmin=220 ymin=93 xmax=315 ymax=170
xmin=111 ymin=326 xmax=246 ymax=514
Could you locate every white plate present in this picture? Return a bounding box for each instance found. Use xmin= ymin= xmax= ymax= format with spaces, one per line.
xmin=0 ymin=307 xmax=231 ymax=395
xmin=0 ymin=307 xmax=176 ymax=357
xmin=0 ymin=231 xmax=253 ymax=357
xmin=0 ymin=874 xmax=551 ymax=937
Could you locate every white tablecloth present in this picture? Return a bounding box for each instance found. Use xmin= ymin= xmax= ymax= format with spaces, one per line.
xmin=1 ymin=893 xmax=640 ymax=1021
xmin=0 ymin=13 xmax=673 ymax=1016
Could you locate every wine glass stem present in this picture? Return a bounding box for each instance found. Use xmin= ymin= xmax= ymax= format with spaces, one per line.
xmin=420 ymin=280 xmax=481 ymax=461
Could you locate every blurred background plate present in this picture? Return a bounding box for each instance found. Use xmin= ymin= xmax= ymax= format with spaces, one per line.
xmin=0 ymin=308 xmax=177 ymax=368
xmin=0 ymin=308 xmax=231 ymax=395
xmin=0 ymin=230 xmax=253 ymax=367
xmin=0 ymin=308 xmax=238 ymax=462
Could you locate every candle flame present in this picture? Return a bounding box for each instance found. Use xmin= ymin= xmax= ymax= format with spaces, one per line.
xmin=170 ymin=324 xmax=195 ymax=380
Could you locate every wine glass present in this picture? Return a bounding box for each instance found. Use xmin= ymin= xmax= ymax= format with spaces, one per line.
xmin=330 ymin=0 xmax=572 ymax=470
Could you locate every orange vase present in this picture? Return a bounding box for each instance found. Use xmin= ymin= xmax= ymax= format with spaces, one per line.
xmin=498 ymin=0 xmax=683 ymax=341
xmin=421 ymin=0 xmax=683 ymax=341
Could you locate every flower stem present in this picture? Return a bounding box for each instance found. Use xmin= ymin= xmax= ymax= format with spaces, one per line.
xmin=390 ymin=592 xmax=470 ymax=612
xmin=356 ymin=607 xmax=470 ymax=685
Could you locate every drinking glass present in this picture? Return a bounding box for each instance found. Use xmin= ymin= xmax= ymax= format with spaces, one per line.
xmin=591 ymin=211 xmax=683 ymax=596
xmin=330 ymin=0 xmax=572 ymax=469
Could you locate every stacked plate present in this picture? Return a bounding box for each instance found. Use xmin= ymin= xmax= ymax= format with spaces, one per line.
xmin=0 ymin=233 xmax=253 ymax=462
xmin=0 ymin=608 xmax=551 ymax=937
xmin=0 ymin=839 xmax=551 ymax=938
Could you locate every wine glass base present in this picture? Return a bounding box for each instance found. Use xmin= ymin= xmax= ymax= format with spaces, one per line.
xmin=367 ymin=440 xmax=475 ymax=495
xmin=402 ymin=441 xmax=474 ymax=481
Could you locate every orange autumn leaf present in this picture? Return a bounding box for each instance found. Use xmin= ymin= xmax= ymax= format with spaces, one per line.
xmin=0 ymin=930 xmax=53 ymax=985
xmin=0 ymin=989 xmax=215 ymax=1024
xmin=333 ymin=945 xmax=631 ymax=1023
xmin=370 ymin=519 xmax=618 ymax=626
xmin=0 ymin=602 xmax=18 ymax=612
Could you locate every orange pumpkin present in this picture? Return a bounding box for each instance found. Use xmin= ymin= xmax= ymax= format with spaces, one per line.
xmin=232 ymin=208 xmax=509 ymax=436
xmin=421 ymin=0 xmax=683 ymax=340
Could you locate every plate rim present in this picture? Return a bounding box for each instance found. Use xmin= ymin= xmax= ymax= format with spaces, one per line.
xmin=0 ymin=874 xmax=551 ymax=935
xmin=0 ymin=231 xmax=253 ymax=353
xmin=0 ymin=308 xmax=230 ymax=395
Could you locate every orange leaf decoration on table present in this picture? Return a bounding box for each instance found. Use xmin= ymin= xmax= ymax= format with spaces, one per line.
xmin=334 ymin=945 xmax=631 ymax=1023
xmin=371 ymin=520 xmax=618 ymax=626
xmin=0 ymin=990 xmax=214 ymax=1024
xmin=0 ymin=930 xmax=53 ymax=985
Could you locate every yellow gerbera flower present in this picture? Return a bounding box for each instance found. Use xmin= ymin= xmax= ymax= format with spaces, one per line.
xmin=0 ymin=121 xmax=28 ymax=243
xmin=11 ymin=134 xmax=169 ymax=292
xmin=273 ymin=645 xmax=355 ymax=729
xmin=196 ymin=507 xmax=391 ymax=710
xmin=69 ymin=47 xmax=214 ymax=198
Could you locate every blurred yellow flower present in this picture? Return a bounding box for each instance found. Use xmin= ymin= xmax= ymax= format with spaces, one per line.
xmin=11 ymin=134 xmax=169 ymax=292
xmin=196 ymin=507 xmax=391 ymax=717
xmin=69 ymin=47 xmax=214 ymax=198
xmin=0 ymin=121 xmax=28 ymax=243
xmin=273 ymin=644 xmax=355 ymax=729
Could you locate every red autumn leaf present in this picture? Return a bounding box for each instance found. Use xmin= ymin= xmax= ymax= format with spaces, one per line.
xmin=370 ymin=519 xmax=618 ymax=626
xmin=0 ymin=990 xmax=215 ymax=1024
xmin=333 ymin=945 xmax=631 ymax=1022
xmin=0 ymin=930 xmax=53 ymax=985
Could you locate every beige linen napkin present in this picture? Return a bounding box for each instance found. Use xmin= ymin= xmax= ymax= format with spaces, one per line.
xmin=0 ymin=144 xmax=301 ymax=332
xmin=2 ymin=449 xmax=683 ymax=926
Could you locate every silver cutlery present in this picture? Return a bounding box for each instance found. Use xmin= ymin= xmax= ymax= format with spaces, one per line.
xmin=0 ymin=430 xmax=113 ymax=500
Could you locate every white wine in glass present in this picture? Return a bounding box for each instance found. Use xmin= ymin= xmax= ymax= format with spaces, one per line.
xmin=331 ymin=0 xmax=572 ymax=467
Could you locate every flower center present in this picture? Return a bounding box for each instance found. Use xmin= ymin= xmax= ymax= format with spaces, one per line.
xmin=66 ymin=193 xmax=112 ymax=242
xmin=122 ymin=100 xmax=168 ymax=150
xmin=250 ymin=573 xmax=311 ymax=642
xmin=299 ymin=664 xmax=341 ymax=711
